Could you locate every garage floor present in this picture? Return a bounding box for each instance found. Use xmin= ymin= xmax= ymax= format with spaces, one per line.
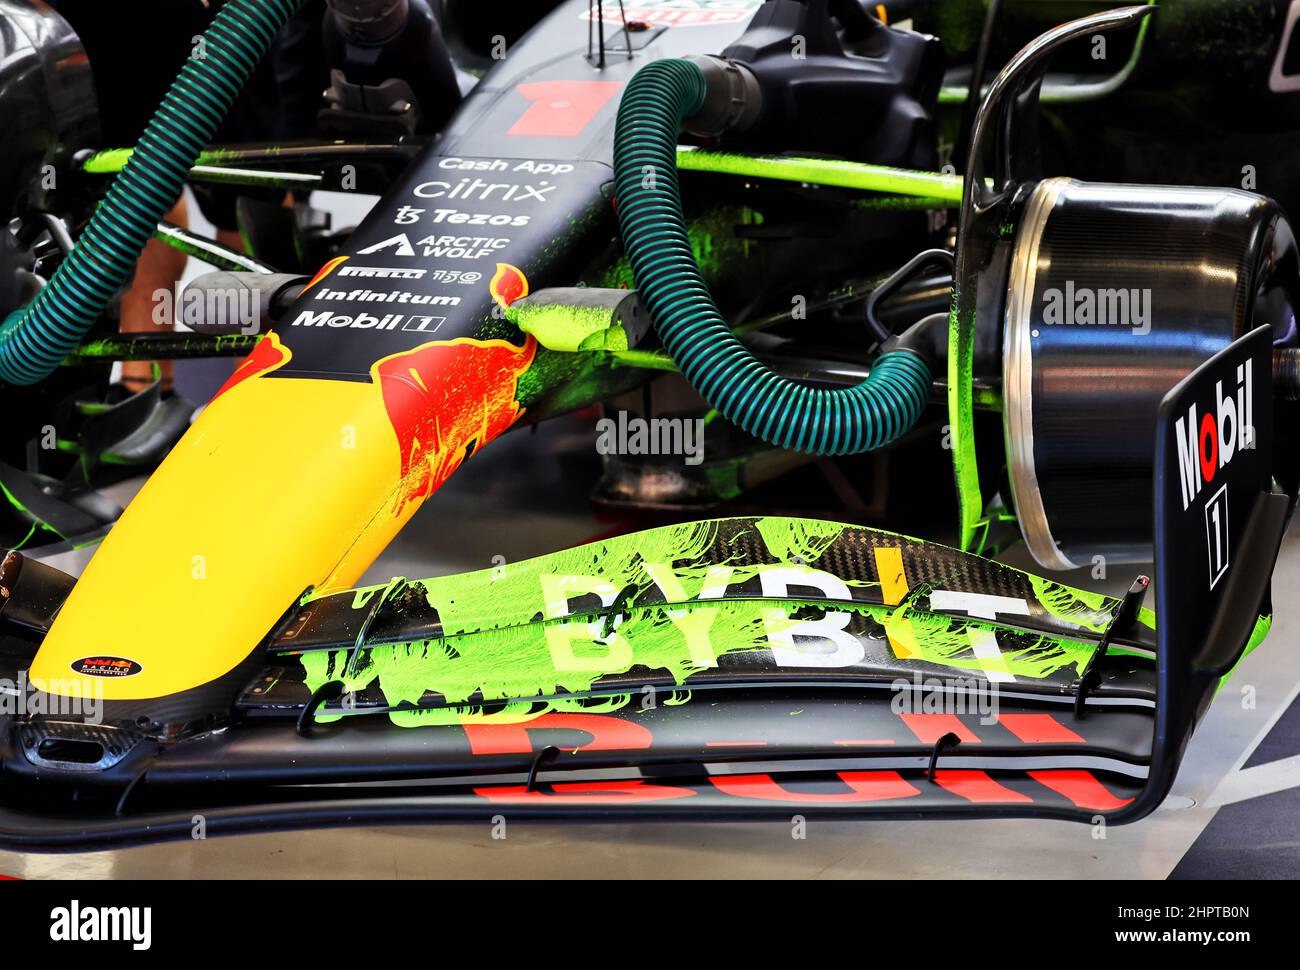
xmin=1 ymin=408 xmax=1298 ymax=880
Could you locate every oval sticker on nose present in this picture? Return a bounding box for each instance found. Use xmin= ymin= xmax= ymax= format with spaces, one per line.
xmin=70 ymin=656 xmax=143 ymax=678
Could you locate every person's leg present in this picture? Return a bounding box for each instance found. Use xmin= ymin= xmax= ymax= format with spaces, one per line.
xmin=118 ymin=195 xmax=189 ymax=393
xmin=216 ymin=228 xmax=245 ymax=253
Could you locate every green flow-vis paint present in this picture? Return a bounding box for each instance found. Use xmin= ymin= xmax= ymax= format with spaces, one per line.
xmin=290 ymin=516 xmax=1178 ymax=727
xmin=676 ymin=150 xmax=965 ymax=203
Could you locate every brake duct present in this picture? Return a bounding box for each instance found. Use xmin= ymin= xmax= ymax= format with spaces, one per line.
xmin=948 ymin=4 xmax=1300 ymax=564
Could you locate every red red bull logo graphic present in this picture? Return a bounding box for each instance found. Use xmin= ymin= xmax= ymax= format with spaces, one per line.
xmin=213 ymin=332 xmax=292 ymax=400
xmin=489 ymin=262 xmax=529 ymax=309
xmin=300 ymin=256 xmax=350 ymax=294
xmin=372 ymin=336 xmax=537 ymax=515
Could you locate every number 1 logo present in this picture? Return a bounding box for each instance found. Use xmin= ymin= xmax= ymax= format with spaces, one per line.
xmin=1204 ymin=483 xmax=1230 ymax=589
xmin=508 ymin=81 xmax=624 ymax=138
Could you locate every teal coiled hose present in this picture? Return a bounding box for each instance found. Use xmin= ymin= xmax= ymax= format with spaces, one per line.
xmin=0 ymin=0 xmax=304 ymax=386
xmin=613 ymin=58 xmax=933 ymax=456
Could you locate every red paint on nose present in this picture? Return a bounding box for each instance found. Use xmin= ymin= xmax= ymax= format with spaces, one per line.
xmin=213 ymin=332 xmax=291 ymax=401
xmin=373 ymin=337 xmax=537 ymax=515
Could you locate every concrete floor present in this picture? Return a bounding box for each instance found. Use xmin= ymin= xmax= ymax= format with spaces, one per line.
xmin=2 ymin=412 xmax=1298 ymax=880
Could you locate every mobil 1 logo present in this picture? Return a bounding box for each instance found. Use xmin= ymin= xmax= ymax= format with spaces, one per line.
xmin=1159 ymin=326 xmax=1273 ymax=604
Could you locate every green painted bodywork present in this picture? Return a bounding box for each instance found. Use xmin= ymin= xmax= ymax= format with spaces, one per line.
xmin=298 ymin=517 xmax=1176 ymax=727
xmin=603 ymin=347 xmax=677 ymax=372
xmin=597 ymin=206 xmax=759 ymax=291
xmin=677 ymin=149 xmax=965 ymax=203
xmin=68 ymin=332 xmax=259 ymax=362
xmin=946 ymin=296 xmax=983 ymax=551
xmin=1224 ymin=614 xmax=1274 ymax=691
xmin=753 ymin=517 xmax=846 ymax=564
xmin=83 ymin=147 xmax=314 ymax=187
xmin=506 ymin=303 xmax=629 ymax=354
xmin=303 ymin=592 xmax=1102 ymax=726
xmin=80 ymin=148 xmax=136 ymax=174
xmin=84 ymin=147 xmax=247 ymax=175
